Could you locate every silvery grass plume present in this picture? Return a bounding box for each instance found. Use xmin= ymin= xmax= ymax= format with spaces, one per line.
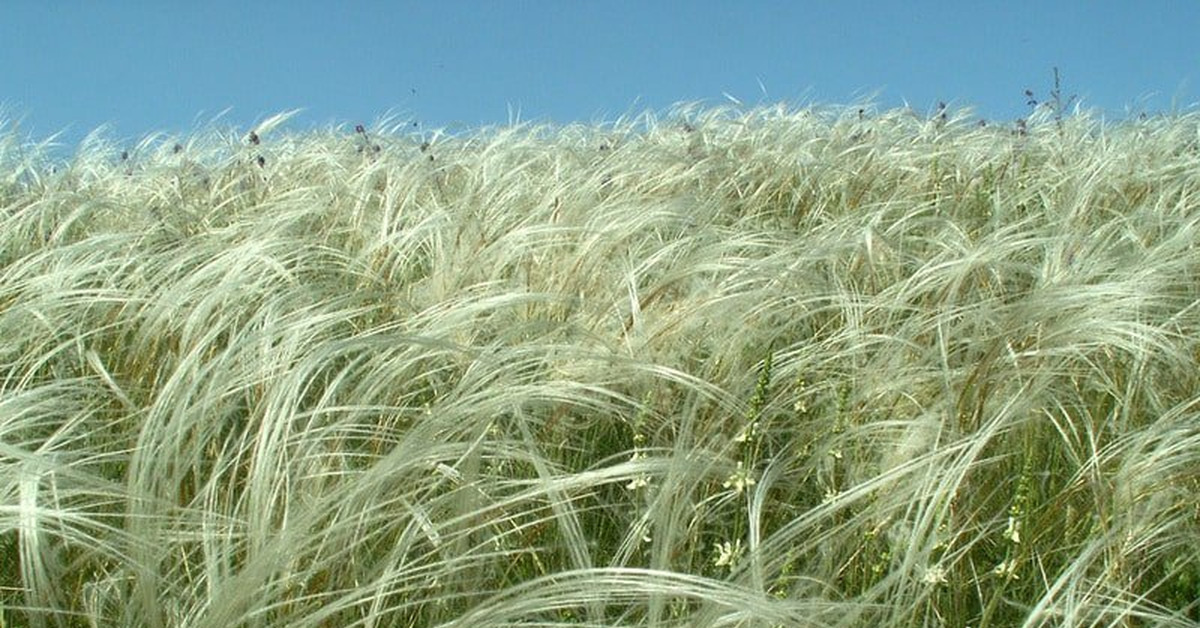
xmin=1 ymin=103 xmax=1199 ymax=627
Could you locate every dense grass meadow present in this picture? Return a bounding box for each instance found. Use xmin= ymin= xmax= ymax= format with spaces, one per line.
xmin=2 ymin=102 xmax=1200 ymax=627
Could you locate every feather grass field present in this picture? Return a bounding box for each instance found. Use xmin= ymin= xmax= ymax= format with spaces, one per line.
xmin=2 ymin=103 xmax=1199 ymax=627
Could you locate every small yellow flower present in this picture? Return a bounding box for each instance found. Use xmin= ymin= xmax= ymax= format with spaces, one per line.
xmin=1004 ymin=516 xmax=1021 ymax=545
xmin=921 ymin=563 xmax=948 ymax=585
xmin=723 ymin=461 xmax=756 ymax=495
xmin=713 ymin=539 xmax=743 ymax=568
xmin=993 ymin=558 xmax=1020 ymax=580
xmin=631 ymin=520 xmax=652 ymax=544
xmin=626 ymin=475 xmax=650 ymax=490
xmin=626 ymin=451 xmax=651 ymax=490
xmin=733 ymin=422 xmax=757 ymax=443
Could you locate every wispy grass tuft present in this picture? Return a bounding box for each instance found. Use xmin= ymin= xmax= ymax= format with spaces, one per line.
xmin=2 ymin=103 xmax=1200 ymax=626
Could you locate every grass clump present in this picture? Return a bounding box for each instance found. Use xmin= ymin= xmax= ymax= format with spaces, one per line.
xmin=2 ymin=104 xmax=1200 ymax=627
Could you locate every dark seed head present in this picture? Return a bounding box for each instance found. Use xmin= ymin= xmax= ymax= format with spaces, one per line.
xmin=120 ymin=150 xmax=128 ymax=161
xmin=173 ymin=143 xmax=183 ymax=154
xmin=355 ymin=124 xmax=366 ymax=135
xmin=256 ymin=155 xmax=265 ymax=167
xmin=248 ymin=131 xmax=260 ymax=145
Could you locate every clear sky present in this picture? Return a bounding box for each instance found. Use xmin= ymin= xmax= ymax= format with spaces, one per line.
xmin=2 ymin=1 xmax=1197 ymax=154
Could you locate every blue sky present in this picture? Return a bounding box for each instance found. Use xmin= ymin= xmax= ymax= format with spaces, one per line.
xmin=2 ymin=1 xmax=1197 ymax=154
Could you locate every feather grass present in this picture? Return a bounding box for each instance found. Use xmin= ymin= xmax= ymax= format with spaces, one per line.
xmin=2 ymin=104 xmax=1199 ymax=626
